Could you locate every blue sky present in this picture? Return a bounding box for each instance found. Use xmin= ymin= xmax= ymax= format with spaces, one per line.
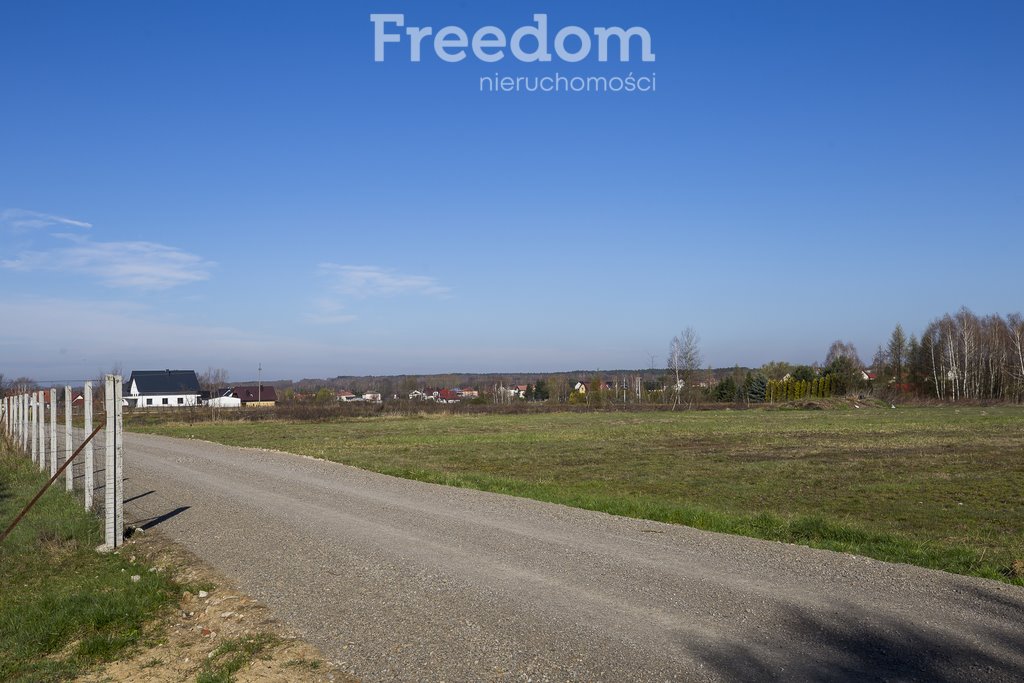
xmin=2 ymin=1 xmax=1022 ymax=381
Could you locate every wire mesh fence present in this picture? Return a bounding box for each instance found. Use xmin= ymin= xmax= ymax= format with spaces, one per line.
xmin=1 ymin=375 xmax=124 ymax=548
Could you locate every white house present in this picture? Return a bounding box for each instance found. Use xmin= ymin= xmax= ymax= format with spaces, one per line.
xmin=125 ymin=370 xmax=202 ymax=408
xmin=206 ymin=390 xmax=242 ymax=408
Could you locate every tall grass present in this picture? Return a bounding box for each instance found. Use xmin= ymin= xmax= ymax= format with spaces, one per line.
xmin=0 ymin=437 xmax=179 ymax=681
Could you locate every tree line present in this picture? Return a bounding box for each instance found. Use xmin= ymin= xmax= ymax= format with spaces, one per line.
xmin=877 ymin=308 xmax=1024 ymax=401
xmin=684 ymin=306 xmax=1024 ymax=405
xmin=3 ymin=307 xmax=1021 ymax=407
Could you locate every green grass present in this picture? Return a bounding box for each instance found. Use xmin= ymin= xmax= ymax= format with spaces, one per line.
xmin=132 ymin=406 xmax=1024 ymax=584
xmin=196 ymin=633 xmax=279 ymax=683
xmin=0 ymin=437 xmax=179 ymax=682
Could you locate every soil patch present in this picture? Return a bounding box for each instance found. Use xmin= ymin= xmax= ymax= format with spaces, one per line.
xmin=76 ymin=527 xmax=357 ymax=682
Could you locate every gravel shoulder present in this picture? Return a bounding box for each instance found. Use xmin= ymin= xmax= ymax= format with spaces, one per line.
xmin=122 ymin=432 xmax=1024 ymax=682
xmin=76 ymin=527 xmax=352 ymax=683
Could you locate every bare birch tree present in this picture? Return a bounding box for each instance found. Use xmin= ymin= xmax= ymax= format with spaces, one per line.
xmin=668 ymin=327 xmax=702 ymax=410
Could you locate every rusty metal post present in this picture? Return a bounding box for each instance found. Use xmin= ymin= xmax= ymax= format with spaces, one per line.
xmin=0 ymin=422 xmax=104 ymax=545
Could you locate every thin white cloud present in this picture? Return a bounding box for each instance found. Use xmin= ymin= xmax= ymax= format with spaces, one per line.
xmin=307 ymin=297 xmax=358 ymax=324
xmin=0 ymin=296 xmax=336 ymax=378
xmin=1 ymin=208 xmax=92 ymax=231
xmin=1 ymin=233 xmax=213 ymax=289
xmin=317 ymin=264 xmax=450 ymax=298
xmin=307 ymin=264 xmax=450 ymax=325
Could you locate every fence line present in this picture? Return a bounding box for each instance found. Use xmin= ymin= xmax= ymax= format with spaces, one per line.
xmin=1 ymin=375 xmax=124 ymax=549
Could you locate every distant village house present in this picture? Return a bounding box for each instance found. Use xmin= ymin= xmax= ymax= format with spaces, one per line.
xmin=231 ymin=385 xmax=277 ymax=407
xmin=125 ymin=370 xmax=202 ymax=408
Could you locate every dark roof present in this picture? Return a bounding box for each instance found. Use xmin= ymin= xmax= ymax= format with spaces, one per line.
xmin=230 ymin=385 xmax=278 ymax=402
xmin=128 ymin=370 xmax=201 ymax=395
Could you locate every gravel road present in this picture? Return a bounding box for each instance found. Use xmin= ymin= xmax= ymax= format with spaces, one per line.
xmin=121 ymin=432 xmax=1024 ymax=682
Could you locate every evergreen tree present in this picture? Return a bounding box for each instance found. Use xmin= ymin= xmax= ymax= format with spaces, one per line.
xmin=887 ymin=324 xmax=908 ymax=383
xmin=716 ymin=376 xmax=737 ymax=402
xmin=534 ymin=379 xmax=550 ymax=401
xmin=745 ymin=373 xmax=767 ymax=403
xmin=792 ymin=365 xmax=814 ymax=382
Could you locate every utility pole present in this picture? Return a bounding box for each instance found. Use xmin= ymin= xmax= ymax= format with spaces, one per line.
xmin=258 ymin=363 xmax=262 ymax=403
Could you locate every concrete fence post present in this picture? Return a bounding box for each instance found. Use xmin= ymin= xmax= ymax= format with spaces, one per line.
xmin=50 ymin=389 xmax=57 ymax=477
xmin=35 ymin=393 xmax=40 ymax=469
xmin=37 ymin=391 xmax=45 ymax=472
xmin=64 ymin=386 xmax=73 ymax=492
xmin=84 ymin=382 xmax=94 ymax=511
xmin=103 ymin=375 xmax=124 ymax=549
xmin=30 ymin=393 xmax=37 ymax=465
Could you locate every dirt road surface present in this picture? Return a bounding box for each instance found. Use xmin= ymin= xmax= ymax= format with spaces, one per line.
xmin=121 ymin=432 xmax=1024 ymax=682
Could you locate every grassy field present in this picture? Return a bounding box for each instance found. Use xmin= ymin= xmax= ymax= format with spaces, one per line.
xmin=132 ymin=405 xmax=1024 ymax=584
xmin=0 ymin=438 xmax=180 ymax=681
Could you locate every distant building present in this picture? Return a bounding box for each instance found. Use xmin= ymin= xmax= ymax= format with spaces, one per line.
xmin=438 ymin=389 xmax=461 ymax=403
xmin=231 ymin=385 xmax=277 ymax=407
xmin=336 ymin=390 xmax=362 ymax=402
xmin=207 ymin=389 xmax=242 ymax=408
xmin=126 ymin=370 xmax=202 ymax=408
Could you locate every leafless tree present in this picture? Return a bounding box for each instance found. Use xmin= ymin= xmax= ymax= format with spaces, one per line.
xmin=199 ymin=367 xmax=230 ymax=393
xmin=668 ymin=327 xmax=702 ymax=410
xmin=94 ymin=363 xmax=124 ymax=387
xmin=1009 ymin=313 xmax=1024 ymax=389
xmin=825 ymin=340 xmax=862 ymax=368
xmin=9 ymin=377 xmax=38 ymax=394
xmin=921 ymin=308 xmax=1023 ymax=401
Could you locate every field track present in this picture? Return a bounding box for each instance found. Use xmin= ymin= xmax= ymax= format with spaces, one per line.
xmin=123 ymin=431 xmax=1024 ymax=682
